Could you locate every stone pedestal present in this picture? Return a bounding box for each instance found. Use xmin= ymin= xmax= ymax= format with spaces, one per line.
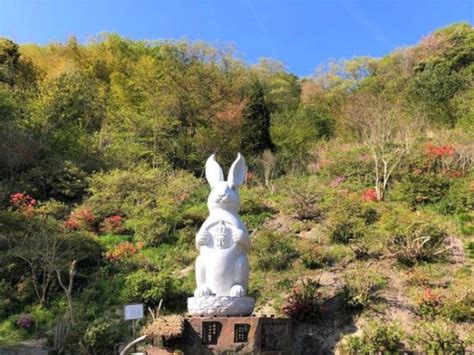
xmin=187 ymin=296 xmax=255 ymax=317
xmin=158 ymin=316 xmax=293 ymax=354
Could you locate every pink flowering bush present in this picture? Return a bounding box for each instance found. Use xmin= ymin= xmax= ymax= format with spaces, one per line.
xmin=10 ymin=193 xmax=37 ymax=214
xmin=16 ymin=314 xmax=34 ymax=329
xmin=330 ymin=176 xmax=346 ymax=188
xmin=65 ymin=207 xmax=96 ymax=232
xmin=100 ymin=215 xmax=127 ymax=234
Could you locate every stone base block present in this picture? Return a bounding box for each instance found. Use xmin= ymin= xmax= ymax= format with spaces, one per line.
xmin=187 ymin=296 xmax=255 ymax=316
xmin=156 ymin=316 xmax=293 ymax=354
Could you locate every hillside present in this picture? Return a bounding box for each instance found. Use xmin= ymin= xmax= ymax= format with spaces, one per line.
xmin=0 ymin=23 xmax=473 ymax=353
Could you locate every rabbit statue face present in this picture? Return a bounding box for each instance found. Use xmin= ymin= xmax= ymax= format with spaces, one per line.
xmin=205 ymin=153 xmax=246 ymax=214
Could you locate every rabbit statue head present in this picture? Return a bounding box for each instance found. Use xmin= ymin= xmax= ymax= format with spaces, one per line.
xmin=205 ymin=153 xmax=246 ymax=214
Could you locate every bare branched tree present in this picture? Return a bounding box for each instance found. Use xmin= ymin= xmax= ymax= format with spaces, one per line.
xmin=260 ymin=149 xmax=277 ymax=193
xmin=343 ymin=93 xmax=424 ymax=200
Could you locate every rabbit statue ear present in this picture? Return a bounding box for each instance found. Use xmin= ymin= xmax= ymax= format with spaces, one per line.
xmin=228 ymin=153 xmax=246 ymax=188
xmin=205 ymin=154 xmax=224 ymax=188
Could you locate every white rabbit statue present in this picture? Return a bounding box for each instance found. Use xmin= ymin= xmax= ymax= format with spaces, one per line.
xmin=188 ymin=153 xmax=255 ymax=316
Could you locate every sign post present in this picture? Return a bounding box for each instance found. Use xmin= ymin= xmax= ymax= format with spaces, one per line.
xmin=124 ymin=303 xmax=144 ymax=353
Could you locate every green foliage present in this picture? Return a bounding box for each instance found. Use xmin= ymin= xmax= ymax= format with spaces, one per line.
xmin=441 ymin=290 xmax=474 ymax=322
xmin=0 ymin=317 xmax=28 ymax=346
xmin=0 ymin=24 xmax=473 ymax=350
xmin=438 ymin=177 xmax=474 ymax=214
xmin=239 ymin=186 xmax=275 ymax=229
xmin=302 ymin=247 xmax=335 ymax=270
xmin=325 ymin=195 xmax=378 ymax=244
xmin=0 ymin=37 xmax=37 ymax=88
xmin=241 ymin=78 xmax=274 ymax=156
xmin=341 ymin=270 xmax=387 ymax=310
xmin=11 ymin=159 xmax=89 ymax=202
xmin=388 ymin=221 xmax=449 ymax=266
xmin=82 ymin=318 xmax=127 ymax=355
xmin=410 ymin=321 xmax=470 ymax=354
xmin=271 ymin=107 xmax=333 ymax=168
xmin=125 ymin=269 xmax=186 ymax=311
xmin=341 ymin=321 xmax=405 ymax=354
xmin=406 ymin=23 xmax=473 ymax=126
xmin=395 ymin=172 xmax=451 ymax=206
xmin=87 ymin=165 xmax=202 ymax=245
xmin=301 ymin=244 xmax=351 ymax=270
xmin=317 ymin=144 xmax=373 ymax=187
xmin=252 ymin=231 xmax=298 ymax=271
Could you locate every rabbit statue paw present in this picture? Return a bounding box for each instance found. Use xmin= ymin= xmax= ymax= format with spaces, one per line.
xmin=187 ymin=153 xmax=255 ymax=317
xmin=194 ymin=285 xmax=212 ymax=297
xmin=229 ymin=285 xmax=245 ymax=297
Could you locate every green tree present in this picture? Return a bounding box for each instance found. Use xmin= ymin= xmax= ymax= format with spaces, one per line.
xmin=241 ymin=78 xmax=274 ymax=156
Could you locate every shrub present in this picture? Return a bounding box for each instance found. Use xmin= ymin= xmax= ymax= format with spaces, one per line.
xmin=341 ymin=270 xmax=387 ymax=310
xmin=281 ymin=278 xmax=324 ymax=322
xmin=36 ymin=199 xmax=70 ymax=219
xmin=10 ymin=192 xmax=37 ymax=211
xmin=301 ymin=245 xmax=350 ymax=269
xmin=340 ymin=321 xmax=405 ymax=354
xmin=388 ymin=221 xmax=449 ymax=266
xmin=458 ymin=213 xmax=474 ymax=237
xmin=105 ymin=241 xmax=143 ymax=262
xmin=395 ymin=172 xmax=451 ymax=206
xmin=301 ymin=248 xmax=335 ymax=269
xmin=438 ymin=178 xmax=474 ymax=214
xmin=64 ymin=207 xmax=96 ymax=232
xmin=125 ymin=270 xmax=185 ymax=311
xmin=316 ymin=144 xmax=373 ymax=186
xmin=82 ymin=318 xmax=126 ymax=355
xmin=253 ymin=231 xmax=298 ymax=271
xmin=100 ymin=215 xmax=127 ymax=234
xmin=416 ymin=288 xmax=444 ymax=319
xmin=441 ymin=290 xmax=474 ymax=322
xmin=240 ymin=187 xmax=275 ymax=229
xmin=328 ymin=220 xmax=365 ymax=244
xmin=410 ymin=321 xmax=470 ymax=354
xmin=86 ymin=166 xmax=202 ymax=246
xmin=287 ymin=184 xmax=323 ymax=221
xmin=325 ymin=195 xmax=379 ymax=244
xmin=0 ymin=318 xmax=28 ymax=346
xmin=16 ymin=314 xmax=34 ymax=330
xmin=361 ymin=188 xmax=378 ymax=202
xmin=29 ymin=306 xmax=54 ymax=337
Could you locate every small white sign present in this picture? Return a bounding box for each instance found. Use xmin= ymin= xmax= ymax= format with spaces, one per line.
xmin=124 ymin=303 xmax=144 ymax=321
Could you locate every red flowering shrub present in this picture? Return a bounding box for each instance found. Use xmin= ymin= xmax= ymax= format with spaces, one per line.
xmin=100 ymin=215 xmax=127 ymax=234
xmin=443 ymin=169 xmax=464 ymax=178
xmin=361 ymin=188 xmax=378 ymax=202
xmin=65 ymin=207 xmax=96 ymax=232
xmin=423 ymin=142 xmax=462 ymax=177
xmin=281 ymin=278 xmax=325 ymax=322
xmin=417 ymin=288 xmax=444 ymax=319
xmin=105 ymin=241 xmax=143 ymax=262
xmin=425 ymin=142 xmax=455 ymax=158
xmin=10 ymin=193 xmax=37 ymax=214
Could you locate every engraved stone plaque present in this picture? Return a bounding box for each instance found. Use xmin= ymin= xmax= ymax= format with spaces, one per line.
xmin=202 ymin=321 xmax=222 ymax=345
xmin=234 ymin=323 xmax=250 ymax=343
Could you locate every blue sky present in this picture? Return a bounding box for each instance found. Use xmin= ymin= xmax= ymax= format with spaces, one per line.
xmin=0 ymin=0 xmax=472 ymax=76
